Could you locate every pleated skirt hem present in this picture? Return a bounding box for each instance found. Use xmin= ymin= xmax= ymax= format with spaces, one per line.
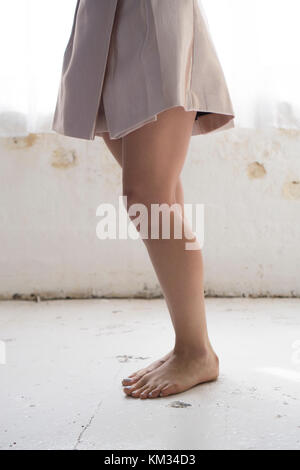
xmin=95 ymin=103 xmax=234 ymax=140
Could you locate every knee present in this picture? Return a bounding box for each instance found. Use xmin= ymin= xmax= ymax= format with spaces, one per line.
xmin=122 ymin=184 xmax=176 ymax=214
xmin=123 ymin=185 xmax=149 ymax=213
xmin=122 ymin=184 xmax=180 ymax=240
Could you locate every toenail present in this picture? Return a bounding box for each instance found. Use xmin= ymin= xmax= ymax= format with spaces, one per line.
xmin=124 ymin=386 xmax=132 ymax=390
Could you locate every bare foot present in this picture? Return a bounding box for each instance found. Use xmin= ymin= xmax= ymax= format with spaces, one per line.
xmin=122 ymin=351 xmax=172 ymax=386
xmin=123 ymin=349 xmax=219 ymax=399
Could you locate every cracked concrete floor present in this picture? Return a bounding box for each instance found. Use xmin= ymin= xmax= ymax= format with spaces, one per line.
xmin=0 ymin=298 xmax=300 ymax=450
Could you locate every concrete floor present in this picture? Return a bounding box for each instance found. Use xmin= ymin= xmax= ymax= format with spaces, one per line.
xmin=0 ymin=298 xmax=300 ymax=450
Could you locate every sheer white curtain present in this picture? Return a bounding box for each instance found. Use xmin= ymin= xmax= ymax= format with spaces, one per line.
xmin=0 ymin=0 xmax=76 ymax=137
xmin=0 ymin=0 xmax=300 ymax=137
xmin=202 ymin=0 xmax=300 ymax=129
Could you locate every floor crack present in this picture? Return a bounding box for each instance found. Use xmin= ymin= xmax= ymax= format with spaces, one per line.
xmin=73 ymin=398 xmax=103 ymax=450
xmin=73 ymin=364 xmax=123 ymax=450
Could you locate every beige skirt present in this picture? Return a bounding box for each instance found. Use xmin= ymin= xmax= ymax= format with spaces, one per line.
xmin=52 ymin=0 xmax=235 ymax=141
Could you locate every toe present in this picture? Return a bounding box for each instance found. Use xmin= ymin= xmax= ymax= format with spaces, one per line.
xmin=140 ymin=385 xmax=156 ymax=400
xmin=159 ymin=384 xmax=179 ymax=397
xmin=128 ymin=372 xmax=138 ymax=378
xmin=123 ymin=383 xmax=140 ymax=396
xmin=123 ymin=376 xmax=147 ymax=395
xmin=148 ymin=383 xmax=169 ymax=399
xmin=127 ymin=371 xmax=146 ymax=382
xmin=122 ymin=376 xmax=139 ymax=386
xmin=148 ymin=387 xmax=162 ymax=398
xmin=131 ymin=385 xmax=148 ymax=398
xmin=123 ymin=385 xmax=134 ymax=396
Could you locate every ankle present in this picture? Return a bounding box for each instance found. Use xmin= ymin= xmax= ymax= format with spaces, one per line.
xmin=173 ymin=340 xmax=215 ymax=359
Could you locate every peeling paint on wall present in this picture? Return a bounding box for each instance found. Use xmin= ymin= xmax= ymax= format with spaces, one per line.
xmin=247 ymin=162 xmax=267 ymax=179
xmin=4 ymin=134 xmax=39 ymax=150
xmin=282 ymin=181 xmax=300 ymax=200
xmin=278 ymin=128 xmax=300 ymax=138
xmin=51 ymin=147 xmax=78 ymax=169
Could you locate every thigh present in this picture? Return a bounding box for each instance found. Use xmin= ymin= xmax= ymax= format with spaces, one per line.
xmin=122 ymin=107 xmax=196 ymax=197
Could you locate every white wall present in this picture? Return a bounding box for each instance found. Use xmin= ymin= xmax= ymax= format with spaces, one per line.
xmin=0 ymin=128 xmax=300 ymax=299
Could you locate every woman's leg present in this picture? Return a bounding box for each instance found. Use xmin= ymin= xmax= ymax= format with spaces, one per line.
xmin=102 ymin=133 xmax=184 ymax=378
xmin=120 ymin=107 xmax=218 ymax=399
xmin=103 ymin=133 xmax=184 ymax=209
